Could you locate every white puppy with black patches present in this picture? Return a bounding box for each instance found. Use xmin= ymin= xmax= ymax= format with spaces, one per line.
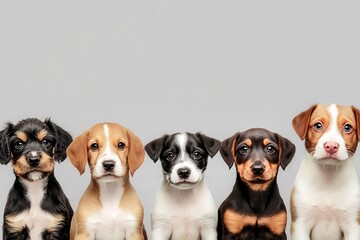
xmin=291 ymin=104 xmax=360 ymax=240
xmin=145 ymin=132 xmax=221 ymax=240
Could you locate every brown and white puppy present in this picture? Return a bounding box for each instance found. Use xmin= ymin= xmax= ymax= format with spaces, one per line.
xmin=67 ymin=123 xmax=147 ymax=240
xmin=291 ymin=104 xmax=360 ymax=240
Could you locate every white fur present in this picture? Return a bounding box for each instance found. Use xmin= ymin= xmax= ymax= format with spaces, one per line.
xmin=151 ymin=133 xmax=217 ymax=240
xmin=85 ymin=179 xmax=138 ymax=240
xmin=152 ymin=180 xmax=217 ymax=240
xmin=11 ymin=178 xmax=63 ymax=239
xmin=292 ymin=105 xmax=360 ymax=240
xmin=93 ymin=124 xmax=124 ymax=181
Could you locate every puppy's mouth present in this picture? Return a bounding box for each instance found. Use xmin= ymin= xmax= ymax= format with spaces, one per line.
xmin=248 ymin=178 xmax=270 ymax=184
xmin=95 ymin=173 xmax=121 ymax=182
xmin=170 ymin=181 xmax=197 ymax=190
xmin=166 ymin=177 xmax=200 ymax=189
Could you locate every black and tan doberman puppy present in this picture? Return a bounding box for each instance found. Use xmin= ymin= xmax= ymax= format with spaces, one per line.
xmin=217 ymin=128 xmax=295 ymax=240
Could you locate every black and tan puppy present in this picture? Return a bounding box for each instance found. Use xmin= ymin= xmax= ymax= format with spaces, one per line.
xmin=0 ymin=118 xmax=73 ymax=240
xmin=217 ymin=128 xmax=295 ymax=240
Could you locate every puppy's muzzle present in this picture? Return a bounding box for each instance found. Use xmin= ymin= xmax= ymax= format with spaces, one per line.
xmin=177 ymin=167 xmax=191 ymax=179
xmin=251 ymin=162 xmax=265 ymax=176
xmin=102 ymin=160 xmax=116 ymax=172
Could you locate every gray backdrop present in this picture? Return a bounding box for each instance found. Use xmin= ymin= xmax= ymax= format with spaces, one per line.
xmin=1 ymin=1 xmax=359 ymax=238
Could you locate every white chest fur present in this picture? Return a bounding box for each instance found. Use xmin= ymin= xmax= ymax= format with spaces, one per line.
xmin=86 ymin=180 xmax=137 ymax=240
xmin=293 ymin=153 xmax=360 ymax=239
xmin=8 ymin=179 xmax=63 ymax=239
xmin=151 ymin=180 xmax=218 ymax=240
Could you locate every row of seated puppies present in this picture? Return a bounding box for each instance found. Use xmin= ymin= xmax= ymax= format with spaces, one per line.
xmin=0 ymin=103 xmax=359 ymax=239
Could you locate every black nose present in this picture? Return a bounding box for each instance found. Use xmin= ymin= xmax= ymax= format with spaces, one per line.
xmin=177 ymin=168 xmax=191 ymax=179
xmin=28 ymin=156 xmax=40 ymax=167
xmin=102 ymin=160 xmax=115 ymax=171
xmin=251 ymin=163 xmax=265 ymax=175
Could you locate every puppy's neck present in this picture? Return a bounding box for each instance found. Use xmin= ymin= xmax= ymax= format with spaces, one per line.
xmin=20 ymin=177 xmax=47 ymax=205
xmin=303 ymin=151 xmax=357 ymax=184
xmin=236 ymin=175 xmax=278 ymax=214
xmin=92 ymin=178 xmax=126 ymax=207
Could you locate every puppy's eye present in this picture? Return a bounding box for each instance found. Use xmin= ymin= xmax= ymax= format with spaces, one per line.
xmin=42 ymin=139 xmax=52 ymax=148
xmin=165 ymin=152 xmax=175 ymax=161
xmin=90 ymin=143 xmax=99 ymax=151
xmin=313 ymin=122 xmax=323 ymax=131
xmin=14 ymin=140 xmax=24 ymax=150
xmin=266 ymin=145 xmax=276 ymax=154
xmin=193 ymin=151 xmax=203 ymax=160
xmin=239 ymin=145 xmax=250 ymax=154
xmin=118 ymin=142 xmax=125 ymax=150
xmin=343 ymin=124 xmax=353 ymax=133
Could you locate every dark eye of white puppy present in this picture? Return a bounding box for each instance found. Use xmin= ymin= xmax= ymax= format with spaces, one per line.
xmin=42 ymin=139 xmax=52 ymax=148
xmin=14 ymin=140 xmax=24 ymax=150
xmin=165 ymin=152 xmax=175 ymax=161
xmin=239 ymin=145 xmax=250 ymax=154
xmin=313 ymin=122 xmax=323 ymax=131
xmin=193 ymin=150 xmax=203 ymax=160
xmin=90 ymin=143 xmax=99 ymax=151
xmin=343 ymin=124 xmax=353 ymax=133
xmin=118 ymin=142 xmax=125 ymax=150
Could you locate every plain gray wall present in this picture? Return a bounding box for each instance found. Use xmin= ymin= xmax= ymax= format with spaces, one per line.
xmin=1 ymin=1 xmax=359 ymax=238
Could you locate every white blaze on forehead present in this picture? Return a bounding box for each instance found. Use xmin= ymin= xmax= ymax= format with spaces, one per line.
xmin=175 ymin=133 xmax=188 ymax=161
xmin=328 ymin=104 xmax=339 ymax=134
xmin=104 ymin=124 xmax=111 ymax=154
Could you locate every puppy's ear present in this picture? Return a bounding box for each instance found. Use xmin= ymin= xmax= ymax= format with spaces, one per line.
xmin=127 ymin=129 xmax=145 ymax=176
xmin=144 ymin=136 xmax=167 ymax=163
xmin=0 ymin=123 xmax=14 ymax=165
xmin=196 ymin=133 xmax=221 ymax=158
xmin=352 ymin=106 xmax=360 ymax=141
xmin=220 ymin=133 xmax=239 ymax=169
xmin=66 ymin=131 xmax=88 ymax=175
xmin=292 ymin=105 xmax=317 ymax=140
xmin=277 ymin=134 xmax=296 ymax=170
xmin=45 ymin=118 xmax=73 ymax=163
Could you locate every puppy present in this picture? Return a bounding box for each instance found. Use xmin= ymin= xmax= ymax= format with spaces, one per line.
xmin=0 ymin=118 xmax=73 ymax=240
xmin=67 ymin=122 xmax=147 ymax=240
xmin=217 ymin=128 xmax=295 ymax=240
xmin=145 ymin=132 xmax=221 ymax=240
xmin=291 ymin=104 xmax=360 ymax=240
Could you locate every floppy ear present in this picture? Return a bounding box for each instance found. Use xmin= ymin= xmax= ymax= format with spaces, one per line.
xmin=66 ymin=131 xmax=88 ymax=175
xmin=45 ymin=118 xmax=73 ymax=162
xmin=276 ymin=133 xmax=296 ymax=170
xmin=352 ymin=106 xmax=360 ymax=141
xmin=292 ymin=105 xmax=317 ymax=140
xmin=127 ymin=129 xmax=145 ymax=176
xmin=220 ymin=133 xmax=239 ymax=169
xmin=0 ymin=123 xmax=14 ymax=165
xmin=144 ymin=135 xmax=167 ymax=163
xmin=196 ymin=133 xmax=221 ymax=158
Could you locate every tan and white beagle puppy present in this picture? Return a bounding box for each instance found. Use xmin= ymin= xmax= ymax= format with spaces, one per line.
xmin=291 ymin=104 xmax=360 ymax=240
xmin=67 ymin=123 xmax=147 ymax=240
